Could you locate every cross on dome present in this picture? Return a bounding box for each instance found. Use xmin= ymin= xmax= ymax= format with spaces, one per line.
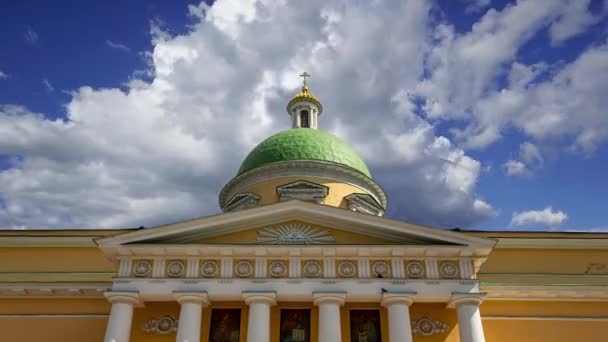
xmin=300 ymin=72 xmax=311 ymax=88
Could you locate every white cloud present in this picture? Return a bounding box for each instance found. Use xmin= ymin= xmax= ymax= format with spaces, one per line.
xmin=105 ymin=40 xmax=131 ymax=52
xmin=24 ymin=26 xmax=39 ymax=46
xmin=4 ymin=0 xmax=606 ymax=229
xmin=511 ymin=206 xmax=568 ymax=228
xmin=0 ymin=1 xmax=497 ymax=229
xmin=503 ymin=160 xmax=526 ymax=176
xmin=411 ymin=0 xmax=608 ymax=153
xmin=549 ymin=0 xmax=600 ymax=45
xmin=42 ymin=79 xmax=54 ymax=92
xmin=503 ymin=141 xmax=544 ymax=177
xmin=0 ymin=70 xmax=7 ymax=79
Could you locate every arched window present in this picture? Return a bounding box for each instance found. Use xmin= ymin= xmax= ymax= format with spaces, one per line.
xmin=300 ymin=110 xmax=309 ymax=128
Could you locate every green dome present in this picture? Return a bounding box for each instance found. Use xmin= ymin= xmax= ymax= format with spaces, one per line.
xmin=238 ymin=128 xmax=372 ymax=177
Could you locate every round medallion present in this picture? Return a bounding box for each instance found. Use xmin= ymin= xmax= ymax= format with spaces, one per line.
xmin=269 ymin=261 xmax=288 ymax=277
xmin=156 ymin=315 xmax=177 ymax=334
xmin=337 ymin=261 xmax=356 ymax=278
xmin=405 ymin=261 xmax=424 ymax=278
xmin=439 ymin=261 xmax=458 ymax=279
xmin=200 ymin=260 xmax=219 ymax=278
xmin=371 ymin=261 xmax=390 ymax=277
xmin=234 ymin=260 xmax=254 ymax=278
xmin=303 ymin=260 xmax=322 ymax=277
xmin=133 ymin=260 xmax=152 ymax=277
xmin=166 ymin=260 xmax=185 ymax=278
xmin=416 ymin=317 xmax=435 ymax=336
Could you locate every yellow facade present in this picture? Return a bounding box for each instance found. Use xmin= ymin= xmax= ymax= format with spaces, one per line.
xmin=239 ymin=176 xmax=373 ymax=209
xmin=1 ymin=228 xmax=607 ymax=341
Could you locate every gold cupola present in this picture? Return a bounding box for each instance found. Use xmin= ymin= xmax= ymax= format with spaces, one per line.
xmin=286 ymin=72 xmax=323 ymax=129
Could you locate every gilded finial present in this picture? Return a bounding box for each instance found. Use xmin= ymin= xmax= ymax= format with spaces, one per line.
xmin=287 ymin=71 xmax=322 ymax=115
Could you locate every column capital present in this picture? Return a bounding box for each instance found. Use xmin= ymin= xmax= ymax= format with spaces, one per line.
xmin=104 ymin=291 xmax=143 ymax=306
xmin=313 ymin=292 xmax=347 ymax=306
xmin=380 ymin=292 xmax=416 ymax=307
xmin=242 ymin=291 xmax=277 ymax=306
xmin=447 ymin=293 xmax=486 ymax=308
xmin=173 ymin=291 xmax=209 ymax=305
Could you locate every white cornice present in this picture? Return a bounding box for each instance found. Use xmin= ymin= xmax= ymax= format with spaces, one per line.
xmin=481 ymin=284 xmax=608 ymax=302
xmin=0 ymin=236 xmax=97 ymax=247
xmin=0 ymin=282 xmax=111 ymax=298
xmin=493 ymin=238 xmax=608 ymax=249
xmin=482 ymin=316 xmax=608 ymax=321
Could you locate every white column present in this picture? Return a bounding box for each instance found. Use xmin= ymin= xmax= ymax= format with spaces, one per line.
xmin=174 ymin=292 xmax=209 ymax=342
xmin=243 ymin=292 xmax=276 ymax=342
xmin=104 ymin=292 xmax=141 ymax=342
xmin=381 ymin=293 xmax=415 ymax=342
xmin=313 ymin=292 xmax=346 ymax=342
xmin=448 ymin=294 xmax=486 ymax=342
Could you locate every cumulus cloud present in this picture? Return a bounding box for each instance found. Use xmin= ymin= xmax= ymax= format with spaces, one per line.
xmin=0 ymin=0 xmax=497 ymax=229
xmin=105 ymin=40 xmax=131 ymax=52
xmin=412 ymin=0 xmax=608 ymax=152
xmin=511 ymin=206 xmax=568 ymax=228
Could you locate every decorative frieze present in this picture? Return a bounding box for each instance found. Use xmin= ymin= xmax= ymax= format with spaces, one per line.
xmin=133 ymin=260 xmax=153 ymax=277
xmin=142 ymin=315 xmax=178 ymax=335
xmin=411 ymin=316 xmax=449 ymax=336
xmin=370 ymin=260 xmax=391 ymax=278
xmin=234 ymin=260 xmax=255 ymax=278
xmin=337 ymin=260 xmax=357 ymax=278
xmin=405 ymin=260 xmax=425 ymax=279
xmin=256 ymin=223 xmax=336 ymax=245
xmin=166 ymin=260 xmax=186 ymax=278
xmin=303 ymin=260 xmax=323 ymax=278
xmin=200 ymin=260 xmax=220 ymax=278
xmin=268 ymin=260 xmax=289 ymax=278
xmin=438 ymin=261 xmax=459 ymax=279
xmin=122 ymin=256 xmax=474 ymax=281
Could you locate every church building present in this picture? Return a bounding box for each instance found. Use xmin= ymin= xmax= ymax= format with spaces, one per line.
xmin=1 ymin=75 xmax=607 ymax=342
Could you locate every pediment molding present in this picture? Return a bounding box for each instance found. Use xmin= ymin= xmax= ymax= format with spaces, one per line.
xmin=97 ymin=201 xmax=495 ymax=259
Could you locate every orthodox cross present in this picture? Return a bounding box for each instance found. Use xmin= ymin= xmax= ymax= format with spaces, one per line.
xmin=300 ymin=72 xmax=310 ymax=87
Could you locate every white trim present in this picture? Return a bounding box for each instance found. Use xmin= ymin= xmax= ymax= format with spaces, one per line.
xmin=0 ymin=283 xmax=110 ymax=298
xmin=256 ymin=258 xmax=267 ymax=278
xmin=493 ymin=238 xmax=608 ymax=249
xmin=392 ymin=258 xmax=404 ymax=279
xmin=118 ymin=258 xmax=132 ymax=278
xmin=221 ymin=258 xmax=233 ymax=278
xmin=482 ymin=316 xmax=608 ymax=321
xmin=186 ymin=258 xmax=198 ymax=278
xmin=0 ymin=236 xmax=97 ymax=247
xmin=324 ymin=257 xmax=336 ymax=278
xmin=481 ymin=285 xmax=608 ymax=301
xmin=289 ymin=257 xmax=301 ymax=278
xmin=425 ymin=258 xmax=438 ymax=279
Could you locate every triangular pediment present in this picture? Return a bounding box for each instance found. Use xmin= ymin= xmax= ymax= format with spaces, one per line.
xmin=96 ymin=201 xmax=495 ymax=253
xmin=182 ymin=220 xmax=408 ymax=245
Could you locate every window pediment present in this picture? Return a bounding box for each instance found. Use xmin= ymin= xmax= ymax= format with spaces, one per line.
xmin=276 ymin=180 xmax=328 ymax=204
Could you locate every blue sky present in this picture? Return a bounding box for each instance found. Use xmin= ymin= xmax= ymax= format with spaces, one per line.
xmin=1 ymin=0 xmax=607 ymax=231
